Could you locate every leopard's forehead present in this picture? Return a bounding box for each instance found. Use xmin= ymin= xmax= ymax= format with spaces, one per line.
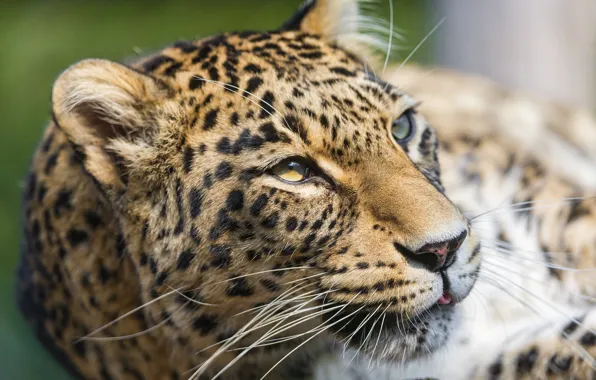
xmin=133 ymin=31 xmax=413 ymax=162
xmin=136 ymin=31 xmax=366 ymax=84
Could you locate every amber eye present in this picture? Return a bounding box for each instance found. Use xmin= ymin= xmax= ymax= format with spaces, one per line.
xmin=391 ymin=110 xmax=416 ymax=142
xmin=271 ymin=159 xmax=312 ymax=183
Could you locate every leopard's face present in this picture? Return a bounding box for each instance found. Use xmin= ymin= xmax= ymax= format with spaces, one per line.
xmin=51 ymin=0 xmax=481 ymax=373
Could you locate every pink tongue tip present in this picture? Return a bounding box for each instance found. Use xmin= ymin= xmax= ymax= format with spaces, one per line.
xmin=438 ymin=292 xmax=452 ymax=305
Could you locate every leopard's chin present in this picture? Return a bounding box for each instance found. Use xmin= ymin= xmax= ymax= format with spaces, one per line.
xmin=321 ymin=302 xmax=458 ymax=362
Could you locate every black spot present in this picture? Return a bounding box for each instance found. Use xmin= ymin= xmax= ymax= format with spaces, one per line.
xmin=516 ymin=347 xmax=538 ymax=374
xmin=260 ymin=122 xmax=285 ymax=143
xmin=487 ymin=357 xmax=503 ymax=378
xmin=320 ymin=114 xmax=329 ymax=129
xmin=226 ymin=190 xmax=244 ymax=211
xmin=173 ymin=40 xmax=198 ymax=53
xmin=284 ymin=115 xmax=309 ymax=144
xmin=192 ymin=314 xmax=218 ymax=335
xmin=286 ymin=217 xmax=298 ymax=232
xmin=189 ymin=76 xmax=204 ymax=90
xmin=330 ymin=67 xmax=355 ymax=77
xmin=183 ymin=146 xmax=195 ymax=173
xmin=250 ymin=194 xmax=269 ymax=216
xmin=143 ymin=55 xmax=174 ymax=72
xmin=149 ymin=258 xmax=158 ymax=274
xmin=245 ymin=77 xmax=263 ymax=94
xmin=260 ymin=279 xmax=280 ymax=292
xmin=192 ymin=45 xmax=213 ymax=63
xmin=261 ymin=212 xmax=279 ymax=228
xmin=189 ymin=188 xmax=204 ymax=218
xmin=580 ymin=331 xmax=596 ymax=346
xmin=203 ymin=173 xmax=213 ymax=189
xmin=299 ymin=51 xmax=323 ymax=59
xmin=163 ymin=61 xmax=183 ymax=76
xmin=99 ymin=264 xmax=111 ymax=284
xmin=547 ymin=354 xmax=573 ymax=373
xmin=562 ymin=318 xmax=581 ymax=336
xmin=156 ymin=271 xmax=169 ymax=286
xmin=246 ymin=249 xmax=261 ymax=261
xmin=356 ymin=262 xmax=370 ymax=269
xmin=259 ymin=91 xmax=275 ymax=118
xmin=84 ymin=210 xmax=103 ymax=229
xmin=202 ymin=109 xmax=219 ymax=130
xmin=73 ymin=340 xmax=87 ymax=357
xmin=227 ymin=277 xmax=254 ymax=297
xmin=177 ymin=250 xmax=195 ymax=270
xmin=210 ymin=244 xmax=232 ymax=268
xmin=244 ymin=64 xmax=263 ymax=73
xmin=208 ymin=67 xmax=220 ymax=81
xmin=53 ymin=189 xmax=72 ymax=217
xmin=310 ymin=219 xmax=323 ymax=230
xmin=67 ymin=229 xmax=88 ymax=247
xmin=230 ymin=112 xmax=240 ymax=126
xmin=215 ymin=161 xmax=233 ymax=180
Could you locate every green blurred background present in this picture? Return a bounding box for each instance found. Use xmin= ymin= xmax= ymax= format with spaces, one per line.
xmin=0 ymin=1 xmax=429 ymax=378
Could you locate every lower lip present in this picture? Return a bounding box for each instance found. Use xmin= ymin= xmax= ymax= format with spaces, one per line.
xmin=438 ymin=271 xmax=453 ymax=305
xmin=437 ymin=292 xmax=452 ymax=305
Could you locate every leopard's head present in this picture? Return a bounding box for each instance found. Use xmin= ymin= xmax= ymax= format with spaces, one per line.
xmin=51 ymin=0 xmax=481 ymax=373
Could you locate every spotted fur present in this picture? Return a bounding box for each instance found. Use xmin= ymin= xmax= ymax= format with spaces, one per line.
xmin=16 ymin=1 xmax=596 ymax=379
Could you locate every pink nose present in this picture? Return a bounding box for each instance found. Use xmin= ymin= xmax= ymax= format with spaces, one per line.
xmin=396 ymin=230 xmax=467 ymax=272
xmin=427 ymin=243 xmax=449 ymax=258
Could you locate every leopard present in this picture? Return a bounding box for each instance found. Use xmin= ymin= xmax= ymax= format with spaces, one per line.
xmin=15 ymin=0 xmax=596 ymax=379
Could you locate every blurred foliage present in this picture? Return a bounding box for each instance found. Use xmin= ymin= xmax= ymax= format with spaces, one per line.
xmin=0 ymin=0 xmax=428 ymax=378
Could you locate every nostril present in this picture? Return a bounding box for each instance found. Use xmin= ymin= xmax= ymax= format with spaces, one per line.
xmin=394 ymin=230 xmax=468 ymax=272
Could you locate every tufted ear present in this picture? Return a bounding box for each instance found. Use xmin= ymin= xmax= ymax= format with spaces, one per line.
xmin=52 ymin=59 xmax=169 ymax=199
xmin=281 ymin=0 xmax=383 ymax=63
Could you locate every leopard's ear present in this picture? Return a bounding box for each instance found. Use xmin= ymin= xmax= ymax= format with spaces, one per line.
xmin=280 ymin=0 xmax=384 ymax=64
xmin=52 ymin=59 xmax=170 ymax=199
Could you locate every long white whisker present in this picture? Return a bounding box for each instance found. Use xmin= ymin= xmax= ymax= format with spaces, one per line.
xmin=382 ymin=0 xmax=394 ymax=74
xmin=480 ymin=272 xmax=596 ymax=369
xmin=470 ymin=195 xmax=595 ymax=221
xmin=259 ymin=304 xmax=367 ymax=380
xmin=398 ymin=17 xmax=446 ymax=72
xmin=190 ymin=76 xmax=291 ymax=131
xmin=76 ymin=287 xmax=183 ymax=342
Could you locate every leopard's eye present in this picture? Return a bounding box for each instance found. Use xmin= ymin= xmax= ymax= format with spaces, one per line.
xmin=271 ymin=159 xmax=312 ymax=183
xmin=391 ymin=110 xmax=416 ymax=142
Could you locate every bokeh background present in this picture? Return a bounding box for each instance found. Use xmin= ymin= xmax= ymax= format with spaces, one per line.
xmin=1 ymin=0 xmax=594 ymax=379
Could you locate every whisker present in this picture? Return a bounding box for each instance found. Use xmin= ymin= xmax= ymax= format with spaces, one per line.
xmin=343 ymin=304 xmax=385 ymax=373
xmin=381 ymin=0 xmax=394 ymax=75
xmin=368 ymin=304 xmax=390 ymax=368
xmin=397 ymin=17 xmax=446 ymax=72
xmin=83 ymin=302 xmax=187 ymax=342
xmin=212 ymin=295 xmax=355 ymax=380
xmin=212 ymin=266 xmax=311 ymax=286
xmin=470 ymin=195 xmax=595 ymax=221
xmin=258 ymin=304 xmax=367 ymax=380
xmin=482 ymin=243 xmax=596 ymax=272
xmin=189 ymin=76 xmax=291 ymax=131
xmin=479 ymin=272 xmax=596 ymax=369
xmin=189 ymin=282 xmax=309 ymax=377
xmin=75 ymin=287 xmax=183 ymax=342
xmin=481 ymin=256 xmax=596 ymax=303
